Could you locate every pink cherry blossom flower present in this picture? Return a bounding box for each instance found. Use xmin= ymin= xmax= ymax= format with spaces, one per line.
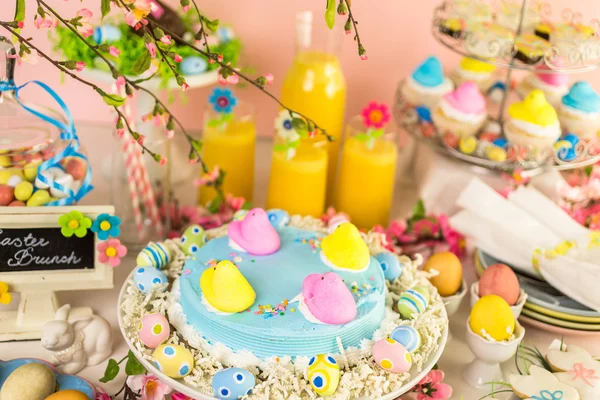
xmin=182 ymin=5 xmax=191 ymax=12
xmin=345 ymin=30 xmax=352 ymax=35
xmin=388 ymin=219 xmax=408 ymax=238
xmin=166 ymin=130 xmax=174 ymax=139
xmin=17 ymin=21 xmax=24 ymax=29
xmin=360 ymin=54 xmax=368 ymax=61
xmin=128 ymin=375 xmax=172 ymax=400
xmin=116 ymin=128 xmax=125 ymax=138
xmin=97 ymin=239 xmax=127 ymax=267
xmin=181 ymin=83 xmax=190 ymax=91
xmin=194 ymin=165 xmax=220 ymax=186
xmin=146 ymin=42 xmax=157 ymax=58
xmin=125 ymin=0 xmax=152 ymax=27
xmin=7 ymin=51 xmax=39 ymax=67
xmin=34 ymin=14 xmax=58 ymax=29
xmin=412 ymin=219 xmax=440 ymax=237
xmin=225 ymin=194 xmax=246 ymax=211
xmin=75 ymin=62 xmax=85 ymax=72
xmin=159 ymin=157 xmax=167 ymax=166
xmin=137 ymin=134 xmax=146 ymax=145
xmin=264 ymin=73 xmax=274 ymax=84
xmin=171 ymin=393 xmax=189 ymax=400
xmin=95 ymin=387 xmax=111 ymax=400
xmin=116 ymin=76 xmax=126 ymax=90
xmin=159 ymin=35 xmax=172 ymax=45
xmin=412 ymin=369 xmax=452 ymax=400
xmin=76 ymin=9 xmax=94 ymax=38
xmin=109 ymin=46 xmax=121 ymax=57
xmin=173 ymin=54 xmax=183 ymax=62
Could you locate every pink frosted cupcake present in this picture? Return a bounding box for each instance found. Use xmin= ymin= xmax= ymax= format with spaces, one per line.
xmin=432 ymin=82 xmax=487 ymax=136
xmin=517 ymin=60 xmax=569 ymax=108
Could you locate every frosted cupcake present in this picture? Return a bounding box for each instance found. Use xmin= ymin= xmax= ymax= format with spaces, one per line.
xmin=558 ymin=81 xmax=600 ymax=139
xmin=452 ymin=57 xmax=497 ymax=92
xmin=402 ymin=56 xmax=453 ymax=109
xmin=432 ymin=82 xmax=487 ymax=136
xmin=505 ymin=89 xmax=561 ymax=149
xmin=516 ymin=60 xmax=569 ymax=108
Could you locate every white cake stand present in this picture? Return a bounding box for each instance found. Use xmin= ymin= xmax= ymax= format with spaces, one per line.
xmin=117 ymin=270 xmax=449 ymax=400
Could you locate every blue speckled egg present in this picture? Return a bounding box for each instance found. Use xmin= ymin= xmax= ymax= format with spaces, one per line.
xmin=179 ymin=224 xmax=207 ymax=256
xmin=266 ymin=209 xmax=290 ymax=228
xmin=137 ymin=242 xmax=171 ymax=269
xmin=375 ymin=252 xmax=403 ymax=281
xmin=93 ymin=25 xmax=122 ymax=44
xmin=212 ymin=368 xmax=256 ymax=399
xmin=179 ymin=56 xmax=208 ymax=76
xmin=152 ymin=344 xmax=194 ymax=378
xmin=306 ymin=354 xmax=340 ymax=396
xmin=133 ymin=267 xmax=168 ymax=294
xmin=390 ymin=325 xmax=421 ymax=353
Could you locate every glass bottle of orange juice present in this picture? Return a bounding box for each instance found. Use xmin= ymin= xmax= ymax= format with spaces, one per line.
xmin=281 ymin=10 xmax=346 ymax=205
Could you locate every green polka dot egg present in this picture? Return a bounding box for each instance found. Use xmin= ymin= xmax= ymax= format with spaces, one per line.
xmin=179 ymin=224 xmax=207 ymax=256
xmin=152 ymin=344 xmax=194 ymax=378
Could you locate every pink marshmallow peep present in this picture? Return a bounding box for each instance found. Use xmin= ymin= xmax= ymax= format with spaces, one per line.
xmin=228 ymin=208 xmax=280 ymax=255
xmin=302 ymin=272 xmax=357 ymax=325
xmin=444 ymin=81 xmax=486 ymax=114
xmin=536 ymin=58 xmax=569 ymax=87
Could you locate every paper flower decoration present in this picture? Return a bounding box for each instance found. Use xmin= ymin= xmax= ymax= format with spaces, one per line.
xmin=0 ymin=282 xmax=12 ymax=305
xmin=58 ymin=211 xmax=92 ymax=238
xmin=412 ymin=369 xmax=452 ymax=400
xmin=361 ymin=102 xmax=391 ymax=129
xmin=274 ymin=110 xmax=300 ymax=142
xmin=91 ymin=214 xmax=122 ymax=240
xmin=209 ymin=88 xmax=237 ymax=114
xmin=128 ymin=374 xmax=172 ymax=400
xmin=97 ymin=239 xmax=128 ymax=267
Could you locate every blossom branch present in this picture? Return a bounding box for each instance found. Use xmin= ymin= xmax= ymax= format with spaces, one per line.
xmin=343 ymin=0 xmax=366 ymax=59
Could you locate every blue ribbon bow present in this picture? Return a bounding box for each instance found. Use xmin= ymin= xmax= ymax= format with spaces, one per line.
xmin=0 ymin=79 xmax=93 ymax=206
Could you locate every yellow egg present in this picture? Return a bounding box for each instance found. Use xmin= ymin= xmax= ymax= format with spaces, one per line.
xmin=469 ymin=294 xmax=515 ymax=341
xmin=0 ymin=155 xmax=11 ymax=167
xmin=459 ymin=136 xmax=477 ymax=154
xmin=24 ymin=161 xmax=41 ymax=182
xmin=423 ymin=252 xmax=463 ymax=297
xmin=152 ymin=344 xmax=194 ymax=378
xmin=45 ymin=390 xmax=89 ymax=400
xmin=15 ymin=181 xmax=34 ymax=202
xmin=0 ymin=168 xmax=24 ymax=185
xmin=486 ymin=146 xmax=507 ymax=162
xmin=306 ymin=354 xmax=340 ymax=396
xmin=27 ymin=189 xmax=51 ymax=206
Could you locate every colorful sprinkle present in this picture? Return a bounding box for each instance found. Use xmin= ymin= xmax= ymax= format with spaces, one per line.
xmin=233 ymin=256 xmax=242 ymax=263
xmin=183 ymin=269 xmax=192 ymax=275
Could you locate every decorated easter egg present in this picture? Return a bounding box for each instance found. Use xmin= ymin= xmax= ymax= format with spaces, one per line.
xmin=179 ymin=224 xmax=206 ymax=256
xmin=373 ymin=338 xmax=412 ymax=373
xmin=133 ymin=267 xmax=168 ymax=294
xmin=396 ymin=286 xmax=430 ymax=319
xmin=0 ymin=363 xmax=56 ymax=400
xmin=423 ymin=252 xmax=463 ymax=297
xmin=212 ymin=368 xmax=256 ymax=400
xmin=469 ymin=294 xmax=515 ymax=341
xmin=232 ymin=209 xmax=248 ymax=221
xmin=137 ymin=242 xmax=171 ymax=269
xmin=266 ymin=209 xmax=291 ymax=228
xmin=139 ymin=313 xmax=170 ymax=348
xmin=479 ymin=263 xmax=520 ymax=305
xmin=375 ymin=252 xmax=403 ymax=281
xmin=306 ymin=354 xmax=340 ymax=397
xmin=390 ymin=325 xmax=421 ymax=353
xmin=45 ymin=390 xmax=89 ymax=400
xmin=152 ymin=344 xmax=194 ymax=378
xmin=179 ymin=56 xmax=208 ymax=75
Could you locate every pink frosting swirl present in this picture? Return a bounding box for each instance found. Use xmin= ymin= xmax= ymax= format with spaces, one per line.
xmin=443 ymin=82 xmax=486 ymax=114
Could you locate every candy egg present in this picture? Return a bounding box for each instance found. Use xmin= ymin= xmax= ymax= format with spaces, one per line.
xmin=0 ymin=155 xmax=11 ymax=167
xmin=25 ymin=152 xmax=44 ymax=164
xmin=139 ymin=313 xmax=170 ymax=348
xmin=492 ymin=138 xmax=508 ymax=148
xmin=45 ymin=390 xmax=89 ymax=400
xmin=49 ymin=173 xmax=75 ymax=199
xmin=212 ymin=368 xmax=256 ymax=400
xmin=415 ymin=106 xmax=432 ymax=123
xmin=563 ymin=133 xmax=579 ymax=145
xmin=35 ymin=167 xmax=65 ymax=190
xmin=373 ymin=338 xmax=412 ymax=373
xmin=306 ymin=354 xmax=340 ymax=397
xmin=137 ymin=242 xmax=171 ymax=269
xmin=26 ymin=189 xmax=51 ymax=207
xmin=486 ymin=146 xmax=507 ymax=162
xmin=0 ymin=185 xmax=15 ymax=206
xmin=0 ymin=168 xmax=24 ymax=185
xmin=179 ymin=224 xmax=206 ymax=256
xmin=23 ymin=162 xmax=40 ymax=182
xmin=133 ymin=267 xmax=168 ymax=294
xmin=459 ymin=136 xmax=477 ymax=154
xmin=479 ymin=132 xmax=499 ymax=142
xmin=479 ymin=263 xmax=520 ymax=306
xmin=65 ymin=158 xmax=87 ymax=181
xmin=152 ymin=344 xmax=194 ymax=378
xmin=423 ymin=251 xmax=463 ymax=297
xmin=469 ymin=294 xmax=515 ymax=341
xmin=14 ymin=181 xmax=34 ymax=202
xmin=375 ymin=252 xmax=403 ymax=281
xmin=443 ymin=132 xmax=459 ymax=148
xmin=266 ymin=209 xmax=291 ymax=228
xmin=396 ymin=286 xmax=429 ymax=319
xmin=8 ymin=200 xmax=25 ymax=206
xmin=179 ymin=56 xmax=208 ymax=76
xmin=390 ymin=325 xmax=421 ymax=353
xmin=6 ymin=174 xmax=23 ymax=187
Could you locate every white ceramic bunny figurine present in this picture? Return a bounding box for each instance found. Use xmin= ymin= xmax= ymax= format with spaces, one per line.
xmin=40 ymin=304 xmax=113 ymax=375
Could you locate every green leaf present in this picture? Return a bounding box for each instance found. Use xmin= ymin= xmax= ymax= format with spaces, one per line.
xmin=354 ymin=133 xmax=369 ymax=142
xmin=222 ymin=113 xmax=233 ymax=122
xmin=371 ymin=128 xmax=385 ymax=139
xmin=99 ymin=359 xmax=120 ymax=383
xmin=291 ymin=118 xmax=308 ymax=137
xmin=131 ymin=50 xmax=152 ymax=75
xmin=411 ymin=199 xmax=426 ymax=221
xmin=273 ymin=144 xmax=286 ymax=152
xmin=205 ymin=18 xmax=220 ymax=32
xmin=207 ymin=119 xmax=220 ymax=128
xmin=207 ymin=194 xmax=224 ymax=214
xmin=325 ymin=0 xmax=336 ymax=29
xmin=125 ymin=351 xmax=146 ymax=376
xmin=241 ymin=201 xmax=252 ymax=210
xmin=101 ymin=0 xmax=111 ymax=19
xmin=14 ymin=0 xmax=25 ymax=23
xmin=101 ymin=93 xmax=126 ymax=107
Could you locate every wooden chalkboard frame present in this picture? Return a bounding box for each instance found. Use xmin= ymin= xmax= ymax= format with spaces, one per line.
xmin=0 ymin=205 xmax=114 ymax=292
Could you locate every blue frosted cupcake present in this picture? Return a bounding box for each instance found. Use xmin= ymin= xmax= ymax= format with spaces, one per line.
xmin=402 ymin=56 xmax=453 ymax=109
xmin=558 ymin=81 xmax=600 ymax=139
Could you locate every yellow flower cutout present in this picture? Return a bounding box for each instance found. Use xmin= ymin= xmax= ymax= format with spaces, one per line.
xmin=588 ymin=232 xmax=600 ymax=249
xmin=0 ymin=282 xmax=12 ymax=305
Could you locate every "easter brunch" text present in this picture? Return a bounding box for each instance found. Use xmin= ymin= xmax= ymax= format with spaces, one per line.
xmin=0 ymin=230 xmax=82 ymax=268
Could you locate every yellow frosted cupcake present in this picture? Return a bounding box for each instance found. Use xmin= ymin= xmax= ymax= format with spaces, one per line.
xmin=505 ymin=89 xmax=561 ymax=149
xmin=451 ymin=57 xmax=497 ymax=92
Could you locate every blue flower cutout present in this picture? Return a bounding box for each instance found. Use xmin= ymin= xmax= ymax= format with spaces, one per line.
xmin=91 ymin=213 xmax=122 ymax=240
xmin=209 ymin=88 xmax=237 ymax=114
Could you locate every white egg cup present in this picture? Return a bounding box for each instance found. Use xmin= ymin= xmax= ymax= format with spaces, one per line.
xmin=463 ymin=318 xmax=526 ymax=389
xmin=470 ymin=282 xmax=528 ymax=318
xmin=441 ymin=279 xmax=467 ymax=341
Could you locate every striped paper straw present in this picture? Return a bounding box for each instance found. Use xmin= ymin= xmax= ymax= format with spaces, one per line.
xmin=120 ymin=134 xmax=145 ymax=241
xmin=134 ymin=142 xmax=164 ymax=237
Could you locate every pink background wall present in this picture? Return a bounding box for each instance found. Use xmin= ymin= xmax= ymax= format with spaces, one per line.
xmin=1 ymin=0 xmax=600 ymax=136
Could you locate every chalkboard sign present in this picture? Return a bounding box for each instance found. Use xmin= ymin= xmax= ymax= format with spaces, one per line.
xmin=0 ymin=227 xmax=95 ymax=273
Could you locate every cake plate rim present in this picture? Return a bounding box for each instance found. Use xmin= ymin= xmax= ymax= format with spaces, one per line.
xmin=117 ymin=269 xmax=449 ymax=400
